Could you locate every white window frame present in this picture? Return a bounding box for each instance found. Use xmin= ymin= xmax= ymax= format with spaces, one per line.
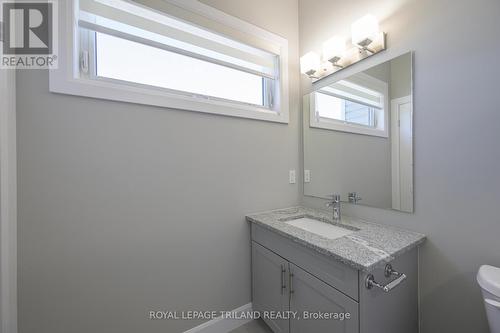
xmin=310 ymin=72 xmax=388 ymax=137
xmin=49 ymin=0 xmax=289 ymax=124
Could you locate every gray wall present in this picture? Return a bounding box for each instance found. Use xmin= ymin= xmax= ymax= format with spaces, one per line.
xmin=300 ymin=0 xmax=500 ymax=332
xmin=364 ymin=61 xmax=390 ymax=83
xmin=16 ymin=1 xmax=299 ymax=332
xmin=390 ymin=53 xmax=412 ymax=99
xmin=16 ymin=0 xmax=500 ymax=332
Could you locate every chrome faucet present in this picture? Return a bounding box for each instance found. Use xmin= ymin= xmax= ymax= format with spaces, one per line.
xmin=326 ymin=194 xmax=341 ymax=222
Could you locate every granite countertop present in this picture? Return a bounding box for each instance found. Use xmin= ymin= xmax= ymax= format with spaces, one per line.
xmin=246 ymin=206 xmax=426 ymax=272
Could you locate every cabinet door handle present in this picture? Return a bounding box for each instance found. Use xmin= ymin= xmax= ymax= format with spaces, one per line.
xmin=289 ymin=271 xmax=295 ymax=294
xmin=280 ymin=265 xmax=286 ymax=295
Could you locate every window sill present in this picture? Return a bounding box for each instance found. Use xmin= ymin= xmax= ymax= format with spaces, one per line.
xmin=310 ymin=117 xmax=388 ymax=138
xmin=49 ymin=73 xmax=289 ymax=124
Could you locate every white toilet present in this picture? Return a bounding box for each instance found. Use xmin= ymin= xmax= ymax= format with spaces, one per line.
xmin=478 ymin=265 xmax=500 ymax=333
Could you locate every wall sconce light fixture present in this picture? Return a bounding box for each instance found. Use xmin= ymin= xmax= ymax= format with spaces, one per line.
xmin=322 ymin=36 xmax=346 ymax=68
xmin=301 ymin=14 xmax=386 ymax=82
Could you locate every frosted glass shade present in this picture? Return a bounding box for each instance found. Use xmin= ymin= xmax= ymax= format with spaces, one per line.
xmin=300 ymin=52 xmax=321 ymax=75
xmin=322 ymin=36 xmax=346 ymax=63
xmin=351 ymin=15 xmax=379 ymax=46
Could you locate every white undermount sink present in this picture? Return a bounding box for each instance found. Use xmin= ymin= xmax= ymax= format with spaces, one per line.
xmin=285 ymin=217 xmax=355 ymax=240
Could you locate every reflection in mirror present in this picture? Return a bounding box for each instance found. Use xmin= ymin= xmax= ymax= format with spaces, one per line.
xmin=303 ymin=52 xmax=413 ymax=212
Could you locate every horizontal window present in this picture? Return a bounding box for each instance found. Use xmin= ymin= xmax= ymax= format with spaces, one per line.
xmin=93 ymin=32 xmax=268 ymax=106
xmin=50 ymin=0 xmax=289 ymax=123
xmin=309 ymin=73 xmax=388 ymax=137
xmin=314 ymin=92 xmax=378 ymax=128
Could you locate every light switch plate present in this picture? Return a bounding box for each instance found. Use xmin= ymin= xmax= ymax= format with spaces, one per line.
xmin=304 ymin=170 xmax=311 ymax=183
xmin=289 ymin=170 xmax=296 ymax=184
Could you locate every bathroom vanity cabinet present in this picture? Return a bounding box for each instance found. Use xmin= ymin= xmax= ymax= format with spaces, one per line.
xmin=251 ymin=222 xmax=419 ymax=333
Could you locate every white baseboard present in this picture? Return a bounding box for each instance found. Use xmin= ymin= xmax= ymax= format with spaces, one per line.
xmin=183 ymin=303 xmax=253 ymax=333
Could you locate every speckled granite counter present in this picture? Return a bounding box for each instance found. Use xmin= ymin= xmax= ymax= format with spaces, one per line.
xmin=246 ymin=206 xmax=426 ymax=272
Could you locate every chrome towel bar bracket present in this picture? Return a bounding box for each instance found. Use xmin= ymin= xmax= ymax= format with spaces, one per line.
xmin=365 ymin=264 xmax=407 ymax=292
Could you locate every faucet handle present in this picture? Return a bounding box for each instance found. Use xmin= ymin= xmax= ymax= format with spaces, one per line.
xmin=348 ymin=192 xmax=362 ymax=204
xmin=325 ymin=194 xmax=341 ymax=206
xmin=329 ymin=194 xmax=341 ymax=201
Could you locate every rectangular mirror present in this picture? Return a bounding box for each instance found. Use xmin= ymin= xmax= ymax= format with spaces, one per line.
xmin=303 ymin=52 xmax=413 ymax=212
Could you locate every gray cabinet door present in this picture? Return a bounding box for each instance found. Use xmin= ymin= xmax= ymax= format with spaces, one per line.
xmin=252 ymin=242 xmax=290 ymax=333
xmin=289 ymin=264 xmax=359 ymax=333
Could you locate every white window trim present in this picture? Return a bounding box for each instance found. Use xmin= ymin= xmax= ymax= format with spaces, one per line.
xmin=309 ymin=72 xmax=389 ymax=137
xmin=49 ymin=0 xmax=289 ymax=124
